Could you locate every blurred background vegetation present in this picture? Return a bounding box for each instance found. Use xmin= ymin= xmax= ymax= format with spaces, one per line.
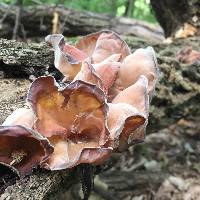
xmin=1 ymin=0 xmax=157 ymax=23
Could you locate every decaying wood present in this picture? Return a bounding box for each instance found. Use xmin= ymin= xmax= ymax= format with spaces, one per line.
xmin=1 ymin=170 xmax=78 ymax=200
xmin=0 ymin=35 xmax=200 ymax=199
xmin=0 ymin=36 xmax=200 ymax=132
xmin=0 ymin=4 xmax=164 ymax=42
xmin=0 ymin=38 xmax=54 ymax=77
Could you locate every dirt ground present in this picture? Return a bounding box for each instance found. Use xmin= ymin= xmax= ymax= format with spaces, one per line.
xmin=1 ymin=78 xmax=199 ymax=200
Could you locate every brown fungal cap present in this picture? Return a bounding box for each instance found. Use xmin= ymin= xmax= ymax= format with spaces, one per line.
xmin=0 ymin=125 xmax=53 ymax=177
xmin=112 ymin=46 xmax=158 ymax=100
xmin=46 ymin=30 xmax=131 ymax=80
xmin=76 ymin=30 xmax=131 ymax=63
xmin=27 ymin=76 xmax=110 ymax=170
xmin=107 ymin=76 xmax=149 ymax=151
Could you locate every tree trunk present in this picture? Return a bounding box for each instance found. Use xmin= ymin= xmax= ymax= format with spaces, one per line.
xmin=124 ymin=0 xmax=135 ymax=17
xmin=150 ymin=0 xmax=200 ymax=37
xmin=0 ymin=4 xmax=164 ymax=42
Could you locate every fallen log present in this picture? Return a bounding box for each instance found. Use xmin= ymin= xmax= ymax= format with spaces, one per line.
xmin=0 ymin=4 xmax=164 ymax=42
xmin=0 ymin=169 xmax=78 ymax=200
xmin=0 ymin=35 xmax=200 ymax=199
xmin=0 ymin=36 xmax=199 ymax=132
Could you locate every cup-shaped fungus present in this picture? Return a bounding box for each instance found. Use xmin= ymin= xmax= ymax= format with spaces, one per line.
xmin=0 ymin=108 xmax=53 ymax=177
xmin=45 ymin=30 xmax=130 ymax=80
xmin=107 ymin=76 xmax=149 ymax=151
xmin=176 ymin=46 xmax=200 ymax=64
xmin=27 ymin=76 xmax=111 ymax=170
xmin=46 ymin=31 xmax=158 ymax=101
xmin=46 ymin=30 xmax=159 ymax=153
xmin=0 ymin=30 xmax=159 ymax=175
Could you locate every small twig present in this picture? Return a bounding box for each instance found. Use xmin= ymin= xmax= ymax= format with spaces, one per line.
xmin=77 ymin=164 xmax=95 ymax=200
xmin=52 ymin=11 xmax=60 ymax=34
xmin=20 ymin=23 xmax=27 ymax=40
xmin=93 ymin=185 xmax=115 ymax=200
xmin=12 ymin=0 xmax=23 ymax=40
xmin=10 ymin=150 xmax=27 ymax=166
xmin=0 ymin=6 xmax=11 ymax=25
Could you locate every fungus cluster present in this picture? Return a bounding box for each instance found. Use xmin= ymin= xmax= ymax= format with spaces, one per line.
xmin=176 ymin=46 xmax=200 ymax=64
xmin=0 ymin=31 xmax=158 ymax=177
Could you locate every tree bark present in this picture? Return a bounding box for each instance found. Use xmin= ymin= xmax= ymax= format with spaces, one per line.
xmin=0 ymin=169 xmax=78 ymax=200
xmin=0 ymin=35 xmax=200 ymax=199
xmin=0 ymin=4 xmax=164 ymax=42
xmin=150 ymin=0 xmax=200 ymax=37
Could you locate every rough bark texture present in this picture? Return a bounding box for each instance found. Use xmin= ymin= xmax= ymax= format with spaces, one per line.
xmin=0 ymin=4 xmax=164 ymax=42
xmin=0 ymin=39 xmax=54 ymax=78
xmin=150 ymin=0 xmax=200 ymax=37
xmin=0 ymin=35 xmax=200 ymax=199
xmin=1 ymin=170 xmax=77 ymax=200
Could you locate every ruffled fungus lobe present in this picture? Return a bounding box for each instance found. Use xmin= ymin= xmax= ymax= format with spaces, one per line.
xmin=111 ymin=46 xmax=158 ymax=100
xmin=0 ymin=125 xmax=53 ymax=177
xmin=176 ymin=46 xmax=200 ymax=64
xmin=76 ymin=31 xmax=130 ymax=63
xmin=0 ymin=108 xmax=53 ymax=177
xmin=45 ymin=30 xmax=130 ymax=80
xmin=27 ymin=76 xmax=111 ymax=170
xmin=74 ymin=58 xmax=120 ymax=95
xmin=107 ymin=76 xmax=149 ymax=151
xmin=74 ymin=60 xmax=105 ymax=93
xmin=45 ymin=34 xmax=86 ymax=80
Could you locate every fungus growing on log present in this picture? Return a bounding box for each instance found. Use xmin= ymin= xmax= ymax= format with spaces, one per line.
xmin=0 ymin=30 xmax=158 ymax=177
xmin=176 ymin=46 xmax=200 ymax=64
xmin=27 ymin=76 xmax=111 ymax=170
xmin=45 ymin=30 xmax=130 ymax=80
xmin=0 ymin=109 xmax=53 ymax=177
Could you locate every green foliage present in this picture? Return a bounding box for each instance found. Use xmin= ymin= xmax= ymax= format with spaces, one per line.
xmin=133 ymin=0 xmax=156 ymax=23
xmin=117 ymin=0 xmax=156 ymax=23
xmin=1 ymin=0 xmax=157 ymax=23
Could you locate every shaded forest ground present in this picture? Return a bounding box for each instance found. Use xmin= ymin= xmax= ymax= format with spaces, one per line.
xmin=0 ymin=34 xmax=199 ymax=199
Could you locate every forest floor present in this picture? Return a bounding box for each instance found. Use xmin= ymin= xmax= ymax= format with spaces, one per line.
xmin=0 ymin=36 xmax=199 ymax=200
